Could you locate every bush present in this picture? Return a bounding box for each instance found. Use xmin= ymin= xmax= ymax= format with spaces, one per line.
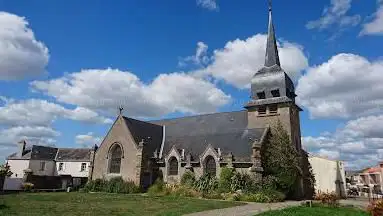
xmin=147 ymin=179 xmax=167 ymax=196
xmin=82 ymin=177 xmax=139 ymax=194
xmin=368 ymin=199 xmax=383 ymax=216
xmin=181 ymin=171 xmax=196 ymax=187
xmin=193 ymin=173 xmax=218 ymax=193
xmin=314 ymin=192 xmax=339 ymax=206
xmin=218 ymin=167 xmax=235 ymax=193
xmin=21 ymin=182 xmax=34 ymax=192
xmin=239 ymin=190 xmax=285 ymax=203
xmin=262 ymin=175 xmax=278 ymax=191
xmin=230 ymin=172 xmax=255 ymax=193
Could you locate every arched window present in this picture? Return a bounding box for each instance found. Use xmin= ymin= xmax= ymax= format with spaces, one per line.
xmin=109 ymin=144 xmax=122 ymax=174
xmin=168 ymin=157 xmax=178 ymax=175
xmin=205 ymin=155 xmax=216 ymax=176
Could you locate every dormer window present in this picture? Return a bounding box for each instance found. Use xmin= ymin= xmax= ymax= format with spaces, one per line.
xmin=258 ymin=106 xmax=266 ymax=115
xmin=257 ymin=91 xmax=266 ymax=99
xmin=271 ymin=89 xmax=280 ymax=97
xmin=269 ymin=104 xmax=278 ymax=114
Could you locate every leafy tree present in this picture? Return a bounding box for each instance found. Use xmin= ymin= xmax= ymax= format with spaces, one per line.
xmin=0 ymin=163 xmax=12 ymax=191
xmin=261 ymin=120 xmax=301 ymax=195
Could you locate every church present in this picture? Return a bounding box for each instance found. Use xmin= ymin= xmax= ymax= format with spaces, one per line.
xmin=90 ymin=3 xmax=303 ymax=192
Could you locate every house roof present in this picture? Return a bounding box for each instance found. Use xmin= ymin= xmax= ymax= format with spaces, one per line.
xmin=7 ymin=145 xmax=91 ymax=162
xmin=7 ymin=145 xmax=58 ymax=160
xmin=150 ymin=110 xmax=266 ymax=162
xmin=55 ymin=148 xmax=91 ymax=162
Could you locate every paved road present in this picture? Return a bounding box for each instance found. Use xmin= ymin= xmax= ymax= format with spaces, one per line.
xmin=183 ymin=201 xmax=302 ymax=216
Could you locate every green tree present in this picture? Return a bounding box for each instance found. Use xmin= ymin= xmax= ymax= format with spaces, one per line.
xmin=0 ymin=163 xmax=12 ymax=191
xmin=261 ymin=120 xmax=301 ymax=195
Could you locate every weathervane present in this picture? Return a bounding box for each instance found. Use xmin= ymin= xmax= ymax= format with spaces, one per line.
xmin=118 ymin=105 xmax=124 ymax=115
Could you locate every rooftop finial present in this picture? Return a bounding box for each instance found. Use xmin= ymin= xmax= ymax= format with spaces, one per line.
xmin=268 ymin=0 xmax=272 ymax=12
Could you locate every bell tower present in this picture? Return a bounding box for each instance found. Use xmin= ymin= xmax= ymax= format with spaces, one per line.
xmin=245 ymin=0 xmax=302 ymax=151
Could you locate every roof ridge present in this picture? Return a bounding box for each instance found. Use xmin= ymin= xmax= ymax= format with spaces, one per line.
xmin=149 ymin=110 xmax=246 ymax=123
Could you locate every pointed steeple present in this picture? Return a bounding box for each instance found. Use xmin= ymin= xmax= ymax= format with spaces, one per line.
xmin=264 ymin=0 xmax=280 ymax=67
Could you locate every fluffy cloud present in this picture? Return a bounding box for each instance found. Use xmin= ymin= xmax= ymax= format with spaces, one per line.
xmin=0 ymin=12 xmax=49 ymax=80
xmin=75 ymin=132 xmax=101 ymax=147
xmin=360 ymin=2 xmax=383 ymax=36
xmin=178 ymin=42 xmax=210 ymax=67
xmin=196 ymin=0 xmax=218 ymax=11
xmin=0 ymin=98 xmax=113 ymax=126
xmin=0 ymin=126 xmax=59 ymax=162
xmin=296 ymin=53 xmax=383 ymax=119
xmin=306 ymin=0 xmax=361 ymax=30
xmin=31 ymin=69 xmax=231 ymax=118
xmin=195 ymin=34 xmax=308 ymax=89
xmin=302 ymin=114 xmax=383 ymax=170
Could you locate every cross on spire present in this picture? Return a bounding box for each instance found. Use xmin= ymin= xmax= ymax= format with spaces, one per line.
xmin=268 ymin=0 xmax=272 ymax=11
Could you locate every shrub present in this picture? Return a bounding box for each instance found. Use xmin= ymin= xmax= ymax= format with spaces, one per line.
xmin=314 ymin=192 xmax=339 ymax=206
xmin=262 ymin=175 xmax=278 ymax=191
xmin=170 ymin=185 xmax=201 ymax=198
xmin=147 ymin=179 xmax=167 ymax=196
xmin=82 ymin=178 xmax=139 ymax=194
xmin=193 ymin=173 xmax=218 ymax=193
xmin=368 ymin=199 xmax=383 ymax=216
xmin=21 ymin=182 xmax=34 ymax=192
xmin=218 ymin=167 xmax=235 ymax=193
xmin=230 ymin=172 xmax=254 ymax=193
xmin=239 ymin=190 xmax=285 ymax=203
xmin=181 ymin=171 xmax=196 ymax=187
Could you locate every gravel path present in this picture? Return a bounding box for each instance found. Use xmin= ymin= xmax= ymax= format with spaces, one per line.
xmin=183 ymin=201 xmax=302 ymax=216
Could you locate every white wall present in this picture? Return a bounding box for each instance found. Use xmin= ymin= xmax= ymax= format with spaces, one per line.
xmin=309 ymin=156 xmax=346 ymax=197
xmin=28 ymin=160 xmax=56 ymax=176
xmin=56 ymin=161 xmax=89 ymax=178
xmin=3 ymin=159 xmax=29 ymax=190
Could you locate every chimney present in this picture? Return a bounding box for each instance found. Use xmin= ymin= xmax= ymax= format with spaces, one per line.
xmin=17 ymin=140 xmax=26 ymax=158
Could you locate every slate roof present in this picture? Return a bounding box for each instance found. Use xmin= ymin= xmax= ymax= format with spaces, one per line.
xmin=123 ymin=116 xmax=163 ymax=157
xmin=7 ymin=145 xmax=58 ymax=160
xmin=150 ymin=110 xmax=266 ymax=162
xmin=55 ymin=148 xmax=91 ymax=162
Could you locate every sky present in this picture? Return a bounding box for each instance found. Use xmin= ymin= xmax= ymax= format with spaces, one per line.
xmin=0 ymin=0 xmax=383 ymax=170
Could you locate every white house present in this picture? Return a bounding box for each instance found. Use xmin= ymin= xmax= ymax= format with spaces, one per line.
xmin=309 ymin=155 xmax=347 ymax=197
xmin=3 ymin=141 xmax=92 ymax=190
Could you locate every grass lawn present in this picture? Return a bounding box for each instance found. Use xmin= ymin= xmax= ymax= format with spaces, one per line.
xmin=257 ymin=206 xmax=369 ymax=216
xmin=0 ymin=192 xmax=243 ymax=216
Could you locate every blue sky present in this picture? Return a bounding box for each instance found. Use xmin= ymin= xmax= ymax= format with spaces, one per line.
xmin=0 ymin=0 xmax=383 ymax=170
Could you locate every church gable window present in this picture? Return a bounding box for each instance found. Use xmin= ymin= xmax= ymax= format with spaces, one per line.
xmin=168 ymin=156 xmax=178 ymax=176
xmin=205 ymin=155 xmax=216 ymax=176
xmin=271 ymin=89 xmax=280 ymax=97
xmin=109 ymin=144 xmax=122 ymax=174
xmin=257 ymin=91 xmax=266 ymax=99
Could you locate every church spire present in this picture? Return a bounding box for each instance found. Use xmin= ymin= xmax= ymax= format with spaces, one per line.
xmin=264 ymin=0 xmax=280 ymax=67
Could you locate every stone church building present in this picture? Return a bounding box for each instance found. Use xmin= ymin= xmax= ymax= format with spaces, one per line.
xmin=90 ymin=3 xmax=303 ymax=191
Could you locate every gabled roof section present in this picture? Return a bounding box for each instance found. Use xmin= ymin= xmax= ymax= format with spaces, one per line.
xmin=56 ymin=148 xmax=91 ymax=162
xmin=122 ymin=116 xmax=163 ymax=155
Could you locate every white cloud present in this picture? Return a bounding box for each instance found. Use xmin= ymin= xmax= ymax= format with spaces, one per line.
xmin=0 ymin=98 xmax=112 ymax=126
xmin=195 ymin=34 xmax=308 ymax=89
xmin=360 ymin=2 xmax=383 ymax=36
xmin=75 ymin=132 xmax=101 ymax=147
xmin=303 ymin=114 xmax=383 ymax=170
xmin=306 ymin=0 xmax=361 ymax=30
xmin=0 ymin=12 xmax=49 ymax=80
xmin=0 ymin=126 xmax=59 ymax=147
xmin=296 ymin=53 xmax=383 ymax=119
xmin=178 ymin=42 xmax=210 ymax=67
xmin=196 ymin=0 xmax=218 ymax=11
xmin=31 ymin=68 xmax=231 ymax=118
